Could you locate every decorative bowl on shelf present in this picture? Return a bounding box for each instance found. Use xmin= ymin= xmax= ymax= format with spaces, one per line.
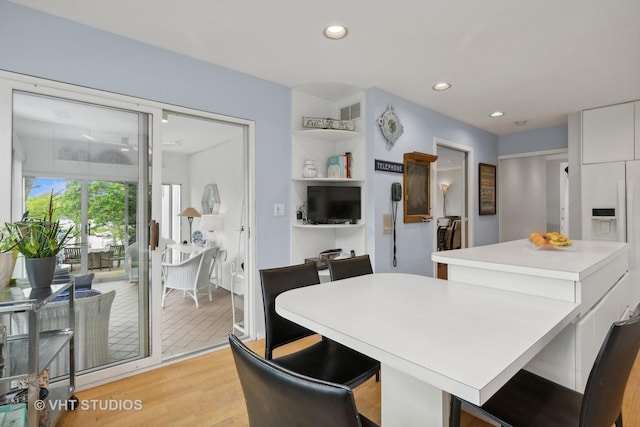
xmin=302 ymin=160 xmax=318 ymax=178
xmin=192 ymin=230 xmax=205 ymax=245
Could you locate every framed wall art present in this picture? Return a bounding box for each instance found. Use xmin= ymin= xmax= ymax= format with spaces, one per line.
xmin=403 ymin=151 xmax=438 ymax=223
xmin=479 ymin=163 xmax=497 ymax=215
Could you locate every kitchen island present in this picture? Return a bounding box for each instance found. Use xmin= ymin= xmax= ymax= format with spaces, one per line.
xmin=432 ymin=239 xmax=631 ymax=391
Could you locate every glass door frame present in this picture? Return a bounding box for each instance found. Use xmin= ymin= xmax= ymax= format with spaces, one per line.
xmin=0 ymin=70 xmax=257 ymax=388
xmin=0 ymin=73 xmax=164 ymax=388
xmin=156 ymin=105 xmax=256 ymax=344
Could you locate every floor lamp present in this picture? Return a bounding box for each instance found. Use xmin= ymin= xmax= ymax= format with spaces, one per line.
xmin=179 ymin=207 xmax=201 ymax=243
xmin=441 ymin=184 xmax=450 ymax=217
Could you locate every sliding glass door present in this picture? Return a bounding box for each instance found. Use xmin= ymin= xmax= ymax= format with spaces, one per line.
xmin=0 ymin=71 xmax=255 ymax=386
xmin=10 ymin=89 xmax=154 ymax=376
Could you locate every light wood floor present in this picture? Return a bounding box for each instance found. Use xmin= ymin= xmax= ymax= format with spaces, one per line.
xmin=61 ymin=335 xmax=640 ymax=426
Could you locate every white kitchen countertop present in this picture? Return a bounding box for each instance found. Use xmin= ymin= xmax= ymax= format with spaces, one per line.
xmin=276 ymin=273 xmax=580 ymax=406
xmin=431 ymin=239 xmax=627 ymax=281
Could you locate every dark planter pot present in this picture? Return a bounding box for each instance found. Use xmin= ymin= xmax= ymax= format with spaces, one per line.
xmin=24 ymin=256 xmax=57 ymax=289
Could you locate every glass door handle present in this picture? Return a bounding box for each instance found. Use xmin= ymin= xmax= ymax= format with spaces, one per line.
xmin=150 ymin=220 xmax=159 ymax=250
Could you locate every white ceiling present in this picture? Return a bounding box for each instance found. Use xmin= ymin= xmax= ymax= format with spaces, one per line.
xmin=9 ymin=0 xmax=640 ymax=135
xmin=162 ymin=112 xmax=244 ymax=154
xmin=13 ymin=92 xmax=243 ymax=155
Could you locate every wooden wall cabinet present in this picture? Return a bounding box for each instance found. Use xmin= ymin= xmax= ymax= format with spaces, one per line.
xmin=403 ymin=152 xmax=437 ymax=223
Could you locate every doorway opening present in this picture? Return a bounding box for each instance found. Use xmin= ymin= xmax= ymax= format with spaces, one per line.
xmin=159 ymin=111 xmax=249 ymax=360
xmin=434 ymin=139 xmax=473 ymax=279
xmin=498 ymin=151 xmax=568 ymax=242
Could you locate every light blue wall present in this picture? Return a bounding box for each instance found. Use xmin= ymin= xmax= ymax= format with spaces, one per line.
xmin=498 ymin=124 xmax=568 ymax=156
xmin=0 ymin=1 xmax=505 ymax=282
xmin=366 ymin=88 xmax=499 ymax=276
xmin=0 ymin=0 xmax=292 ymax=272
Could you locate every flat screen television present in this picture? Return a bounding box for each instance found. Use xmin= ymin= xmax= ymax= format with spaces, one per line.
xmin=307 ymin=185 xmax=361 ymax=224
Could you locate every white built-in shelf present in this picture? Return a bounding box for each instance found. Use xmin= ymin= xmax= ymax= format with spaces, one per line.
xmin=293 ymin=177 xmax=363 ymax=183
xmin=294 ymin=129 xmax=362 ymax=142
xmin=293 ymin=223 xmax=365 ymax=229
xmin=291 ymin=84 xmax=367 ymax=268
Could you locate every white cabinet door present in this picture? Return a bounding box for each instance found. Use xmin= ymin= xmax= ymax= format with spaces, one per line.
xmin=582 ymin=102 xmax=634 ymax=164
xmin=575 ymin=272 xmax=630 ymax=391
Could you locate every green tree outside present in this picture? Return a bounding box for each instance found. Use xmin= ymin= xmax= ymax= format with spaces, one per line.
xmin=26 ymin=180 xmax=134 ymax=246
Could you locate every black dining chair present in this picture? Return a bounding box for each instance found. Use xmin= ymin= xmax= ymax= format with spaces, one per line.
xmin=229 ymin=334 xmax=380 ymax=427
xmin=328 ymin=254 xmax=373 ymax=281
xmin=449 ymin=304 xmax=640 ymax=427
xmin=260 ymin=262 xmax=380 ymax=388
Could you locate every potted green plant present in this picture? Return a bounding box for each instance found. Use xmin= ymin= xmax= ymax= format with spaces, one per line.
xmin=5 ymin=192 xmax=75 ymax=289
xmin=0 ymin=227 xmax=19 ymax=291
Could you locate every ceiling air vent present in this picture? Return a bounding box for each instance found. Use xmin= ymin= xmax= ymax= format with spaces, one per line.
xmin=340 ymin=102 xmax=361 ymax=121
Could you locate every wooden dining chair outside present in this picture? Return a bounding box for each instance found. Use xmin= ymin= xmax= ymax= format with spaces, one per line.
xmin=260 ymin=262 xmax=380 ymax=389
xmin=63 ymin=246 xmax=82 ymax=271
xmin=328 ymin=254 xmax=373 ymax=281
xmin=449 ymin=304 xmax=640 ymax=427
xmin=228 ymin=334 xmax=380 ymax=427
xmin=102 ymin=244 xmax=125 ymax=269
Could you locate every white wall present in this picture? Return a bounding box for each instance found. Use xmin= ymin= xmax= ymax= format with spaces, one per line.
xmin=499 ymin=156 xmax=547 ymax=241
xmin=189 ymin=137 xmax=244 ymax=290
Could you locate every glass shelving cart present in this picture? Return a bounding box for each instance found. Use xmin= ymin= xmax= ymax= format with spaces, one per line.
xmin=0 ymin=283 xmax=76 ymax=426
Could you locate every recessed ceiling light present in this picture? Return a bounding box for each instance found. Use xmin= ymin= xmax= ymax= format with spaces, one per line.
xmin=432 ymin=82 xmax=451 ymax=91
xmin=324 ymin=25 xmax=348 ymax=40
xmin=490 ymin=111 xmax=505 ymax=118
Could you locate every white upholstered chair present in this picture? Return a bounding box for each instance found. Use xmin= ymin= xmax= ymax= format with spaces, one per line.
xmin=161 ymin=246 xmax=218 ymax=308
xmin=12 ymin=289 xmax=116 ymax=377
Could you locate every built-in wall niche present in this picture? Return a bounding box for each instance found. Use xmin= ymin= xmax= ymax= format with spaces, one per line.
xmin=291 ymin=83 xmax=368 ymax=271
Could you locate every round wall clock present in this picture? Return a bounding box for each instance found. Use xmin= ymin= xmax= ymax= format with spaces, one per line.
xmin=378 ymin=105 xmax=404 ymax=151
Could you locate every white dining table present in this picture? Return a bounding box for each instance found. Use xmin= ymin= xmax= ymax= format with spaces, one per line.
xmin=275 ymin=273 xmax=580 ymax=427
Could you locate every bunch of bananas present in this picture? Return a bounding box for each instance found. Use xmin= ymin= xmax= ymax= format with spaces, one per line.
xmin=546 ymin=232 xmax=572 ymax=246
xmin=529 ymin=231 xmax=572 ymax=247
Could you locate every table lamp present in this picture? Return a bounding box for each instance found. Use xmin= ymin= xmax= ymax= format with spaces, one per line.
xmin=199 ymin=214 xmax=224 ymax=247
xmin=179 ymin=207 xmax=201 ymax=243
